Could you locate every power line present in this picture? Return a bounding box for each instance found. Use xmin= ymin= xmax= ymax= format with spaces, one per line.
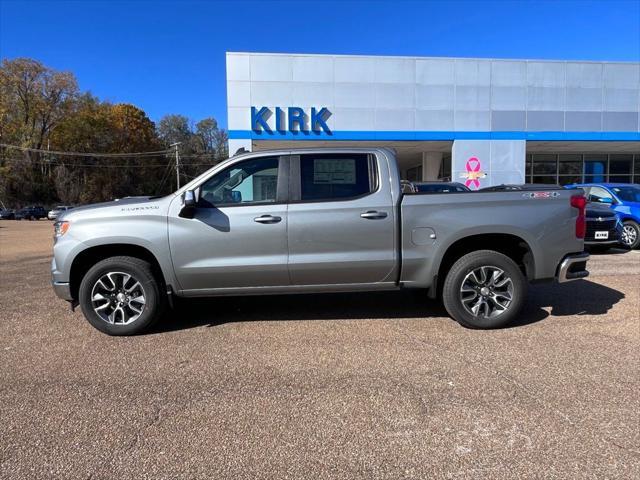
xmin=33 ymin=161 xmax=173 ymax=168
xmin=0 ymin=143 xmax=171 ymax=158
xmin=2 ymin=157 xmax=218 ymax=168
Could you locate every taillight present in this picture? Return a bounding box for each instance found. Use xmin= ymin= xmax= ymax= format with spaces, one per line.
xmin=570 ymin=195 xmax=586 ymax=239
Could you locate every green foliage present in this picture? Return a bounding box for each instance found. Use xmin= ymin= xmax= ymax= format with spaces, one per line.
xmin=0 ymin=58 xmax=228 ymax=207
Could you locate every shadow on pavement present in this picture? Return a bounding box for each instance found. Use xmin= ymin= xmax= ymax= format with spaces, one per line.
xmin=586 ymin=246 xmax=632 ymax=256
xmin=153 ymin=279 xmax=624 ymax=334
xmin=528 ymin=279 xmax=625 ymax=317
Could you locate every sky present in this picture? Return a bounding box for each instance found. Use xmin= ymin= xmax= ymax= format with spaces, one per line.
xmin=1 ymin=0 xmax=639 ymax=128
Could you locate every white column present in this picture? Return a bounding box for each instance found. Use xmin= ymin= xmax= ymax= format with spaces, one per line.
xmin=228 ymin=139 xmax=252 ymax=156
xmin=422 ymin=152 xmax=443 ymax=181
xmin=452 ymin=140 xmax=525 ymax=190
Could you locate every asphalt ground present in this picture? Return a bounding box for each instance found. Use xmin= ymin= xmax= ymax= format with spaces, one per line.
xmin=1 ymin=220 xmax=639 ymax=479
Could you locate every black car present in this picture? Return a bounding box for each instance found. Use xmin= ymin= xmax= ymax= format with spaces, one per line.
xmin=411 ymin=182 xmax=471 ymax=193
xmin=15 ymin=206 xmax=47 ymax=220
xmin=584 ymin=202 xmax=623 ymax=248
xmin=0 ymin=208 xmax=16 ymax=220
xmin=478 ymin=183 xmax=560 ymax=192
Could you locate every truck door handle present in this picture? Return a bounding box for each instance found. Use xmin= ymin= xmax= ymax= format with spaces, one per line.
xmin=360 ymin=211 xmax=388 ymax=219
xmin=254 ymin=215 xmax=282 ymax=224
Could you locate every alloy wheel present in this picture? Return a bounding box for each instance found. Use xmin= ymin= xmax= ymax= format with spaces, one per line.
xmin=621 ymin=224 xmax=638 ymax=247
xmin=459 ymin=266 xmax=514 ymax=319
xmin=90 ymin=272 xmax=146 ymax=325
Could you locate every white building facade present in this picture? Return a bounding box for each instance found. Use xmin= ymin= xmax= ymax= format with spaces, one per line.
xmin=226 ymin=52 xmax=640 ymax=188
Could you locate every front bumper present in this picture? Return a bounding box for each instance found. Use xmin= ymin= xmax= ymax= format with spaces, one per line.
xmin=557 ymin=252 xmax=590 ymax=283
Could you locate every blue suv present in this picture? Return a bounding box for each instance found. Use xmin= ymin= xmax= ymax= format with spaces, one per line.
xmin=568 ymin=183 xmax=640 ymax=249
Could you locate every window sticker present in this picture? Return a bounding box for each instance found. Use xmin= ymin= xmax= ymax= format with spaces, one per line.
xmin=313 ymin=159 xmax=356 ymax=184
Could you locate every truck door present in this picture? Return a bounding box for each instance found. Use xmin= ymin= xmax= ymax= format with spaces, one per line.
xmin=168 ymin=155 xmax=289 ymax=292
xmin=287 ymin=152 xmax=396 ymax=285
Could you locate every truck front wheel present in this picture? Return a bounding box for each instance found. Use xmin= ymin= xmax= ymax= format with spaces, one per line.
xmin=78 ymin=256 xmax=165 ymax=335
xmin=442 ymin=250 xmax=527 ymax=329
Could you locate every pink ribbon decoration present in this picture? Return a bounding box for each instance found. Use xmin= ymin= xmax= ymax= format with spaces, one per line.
xmin=464 ymin=157 xmax=482 ymax=189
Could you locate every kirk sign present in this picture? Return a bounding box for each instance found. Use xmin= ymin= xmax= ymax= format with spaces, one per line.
xmin=251 ymin=106 xmax=332 ymax=134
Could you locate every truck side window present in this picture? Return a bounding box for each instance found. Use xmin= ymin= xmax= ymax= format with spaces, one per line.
xmin=199 ymin=157 xmax=279 ymax=207
xmin=299 ymin=153 xmax=375 ymax=201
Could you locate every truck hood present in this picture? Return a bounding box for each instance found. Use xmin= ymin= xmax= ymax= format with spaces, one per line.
xmin=59 ymin=195 xmax=172 ymax=221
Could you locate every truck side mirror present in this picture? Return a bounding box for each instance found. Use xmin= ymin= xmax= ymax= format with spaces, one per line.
xmin=179 ymin=189 xmax=199 ymax=218
xmin=184 ymin=189 xmax=197 ymax=207
xmin=599 ymin=197 xmax=613 ymax=205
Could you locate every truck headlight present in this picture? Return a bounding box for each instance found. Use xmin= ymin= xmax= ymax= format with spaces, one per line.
xmin=54 ymin=220 xmax=70 ymax=237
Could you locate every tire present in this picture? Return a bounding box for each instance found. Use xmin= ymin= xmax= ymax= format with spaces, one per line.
xmin=621 ymin=220 xmax=640 ymax=249
xmin=442 ymin=250 xmax=527 ymax=329
xmin=79 ymin=256 xmax=166 ymax=335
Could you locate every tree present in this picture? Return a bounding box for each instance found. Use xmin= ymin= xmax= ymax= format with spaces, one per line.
xmin=49 ymin=99 xmax=165 ymax=203
xmin=0 ymin=58 xmax=78 ymax=149
xmin=0 ymin=57 xmax=228 ymax=206
xmin=195 ymin=117 xmax=228 ymax=160
xmin=157 ymin=114 xmax=193 ymax=148
xmin=0 ymin=58 xmax=79 ymax=205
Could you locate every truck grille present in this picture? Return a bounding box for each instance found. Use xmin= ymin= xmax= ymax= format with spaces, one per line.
xmin=585 ymin=218 xmax=618 ymax=241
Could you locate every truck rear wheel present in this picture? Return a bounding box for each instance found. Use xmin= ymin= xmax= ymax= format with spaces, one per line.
xmin=78 ymin=256 xmax=165 ymax=336
xmin=442 ymin=250 xmax=527 ymax=329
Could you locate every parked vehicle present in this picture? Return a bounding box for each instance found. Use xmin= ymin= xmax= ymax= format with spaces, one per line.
xmin=15 ymin=206 xmax=47 ymax=220
xmin=567 ymin=183 xmax=640 ymax=249
xmin=583 ymin=203 xmax=623 ymax=249
xmin=412 ymin=182 xmax=470 ymax=193
xmin=0 ymin=208 xmax=16 ymax=220
xmin=48 ymin=205 xmax=74 ymax=220
xmin=479 ymin=183 xmax=559 ymax=192
xmin=52 ymin=148 xmax=589 ymax=335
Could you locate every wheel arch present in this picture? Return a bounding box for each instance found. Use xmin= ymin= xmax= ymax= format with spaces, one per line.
xmin=69 ymin=244 xmax=167 ymax=301
xmin=431 ymin=233 xmax=534 ymax=298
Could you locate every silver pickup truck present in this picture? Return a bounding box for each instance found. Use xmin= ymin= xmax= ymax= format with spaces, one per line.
xmin=52 ymin=148 xmax=589 ymax=335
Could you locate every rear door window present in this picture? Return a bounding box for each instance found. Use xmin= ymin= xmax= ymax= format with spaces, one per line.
xmin=299 ymin=153 xmax=375 ymax=202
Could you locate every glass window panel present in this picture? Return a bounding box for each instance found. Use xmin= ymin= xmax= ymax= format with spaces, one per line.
xmin=441 ymin=155 xmax=452 ymax=180
xmin=608 ymin=175 xmax=633 ymax=184
xmin=558 ymin=154 xmax=582 ymax=175
xmin=532 ymin=154 xmax=557 ymax=174
xmin=584 ymin=155 xmax=607 ymax=182
xmin=200 ymin=156 xmax=279 ymax=206
xmin=634 ymin=155 xmax=640 ymax=175
xmin=587 ymin=186 xmax=614 ymax=203
xmin=609 ymin=154 xmax=633 ymax=175
xmin=610 ymin=185 xmax=640 ymax=201
xmin=300 ymin=153 xmax=373 ymax=201
xmin=406 ymin=165 xmax=422 ymax=182
xmin=532 ymin=175 xmax=558 ymax=185
xmin=583 ymin=175 xmax=602 ymax=184
xmin=558 ymin=175 xmax=582 ymax=186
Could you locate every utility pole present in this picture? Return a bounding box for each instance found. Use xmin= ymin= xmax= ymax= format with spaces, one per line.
xmin=170 ymin=142 xmax=182 ymax=190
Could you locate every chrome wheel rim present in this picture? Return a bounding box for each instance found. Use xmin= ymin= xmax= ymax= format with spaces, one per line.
xmin=90 ymin=272 xmax=146 ymax=325
xmin=621 ymin=225 xmax=637 ymax=246
xmin=460 ymin=266 xmax=514 ymax=319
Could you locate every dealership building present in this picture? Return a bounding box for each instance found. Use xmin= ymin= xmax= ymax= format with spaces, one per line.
xmin=226 ymin=52 xmax=640 ymax=188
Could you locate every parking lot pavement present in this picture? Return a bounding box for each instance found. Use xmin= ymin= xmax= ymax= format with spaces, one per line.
xmin=1 ymin=220 xmax=639 ymax=479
